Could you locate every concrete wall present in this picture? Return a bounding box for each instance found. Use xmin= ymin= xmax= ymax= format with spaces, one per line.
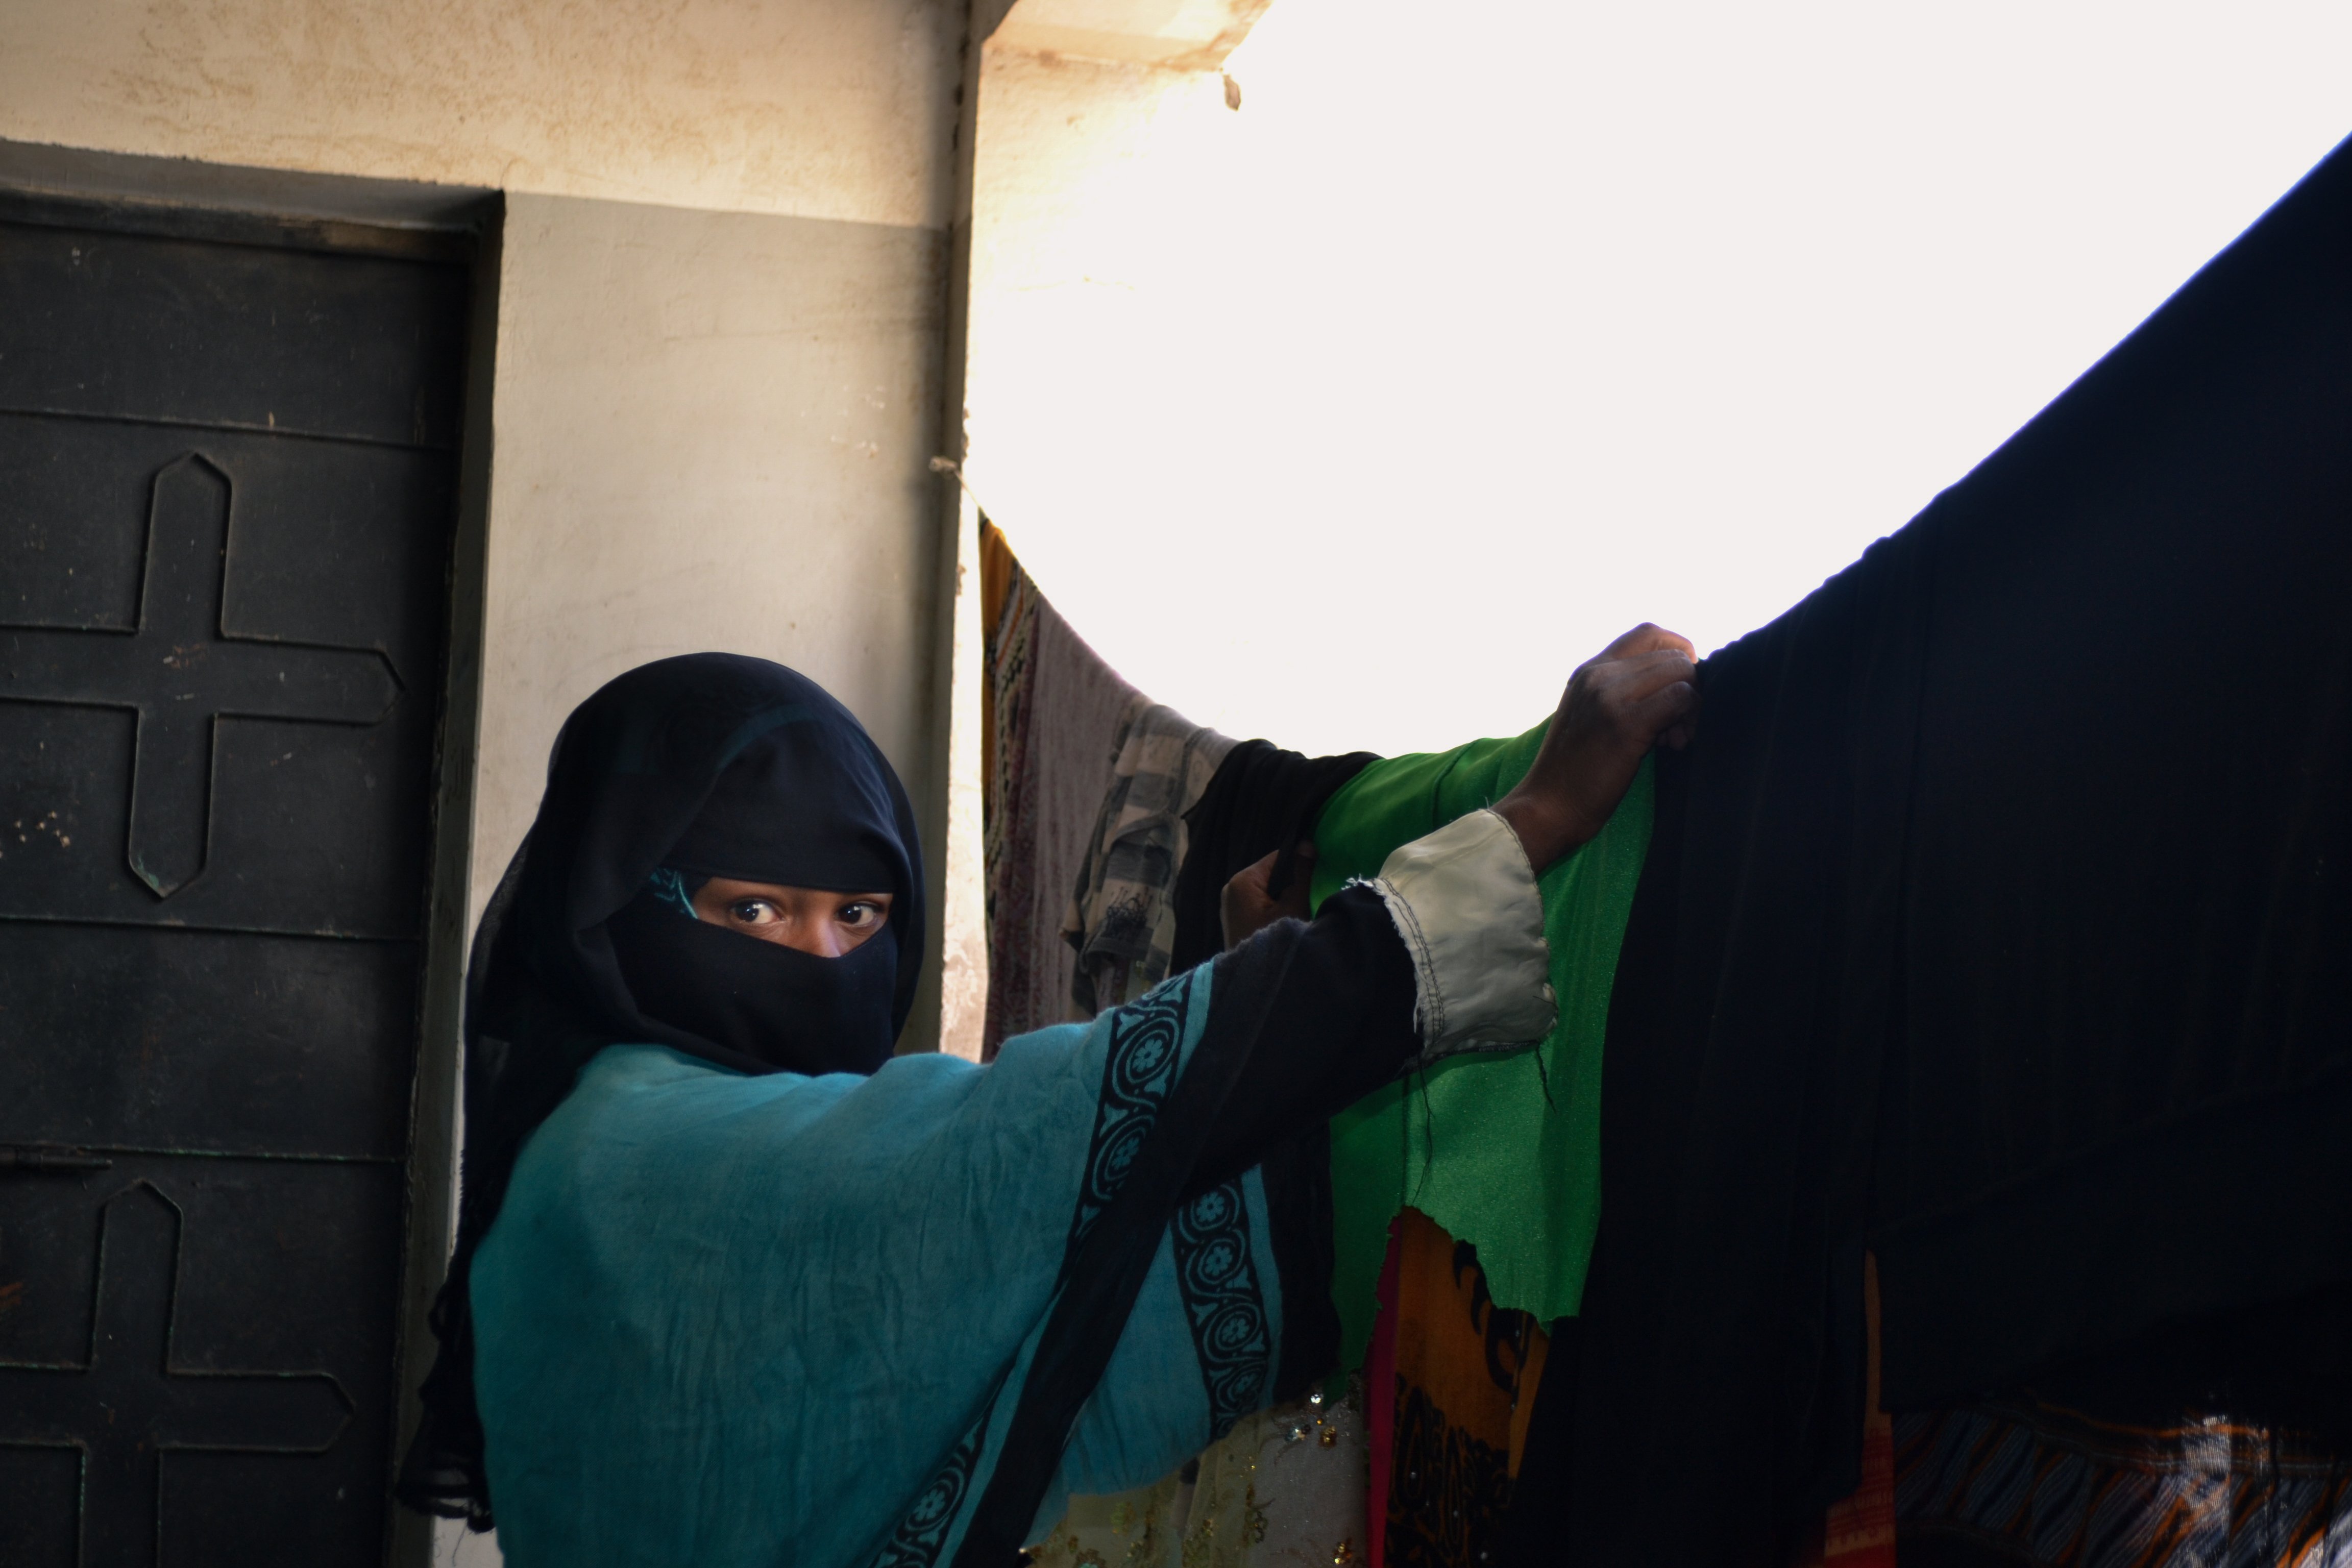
xmin=0 ymin=3 xmax=1266 ymax=1560
xmin=474 ymin=191 xmax=948 ymax=965
xmin=0 ymin=0 xmax=951 ymax=227
xmin=0 ymin=0 xmax=975 ymax=1051
xmin=1 ymin=6 xmax=970 ymax=1562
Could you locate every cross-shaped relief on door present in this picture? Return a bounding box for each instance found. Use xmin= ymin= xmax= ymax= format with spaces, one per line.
xmin=0 ymin=1182 xmax=352 ymax=1568
xmin=0 ymin=452 xmax=400 ymax=897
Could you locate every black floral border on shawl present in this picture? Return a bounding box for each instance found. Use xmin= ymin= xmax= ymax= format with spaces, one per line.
xmin=1171 ymin=1180 xmax=1272 ymax=1439
xmin=872 ymin=1416 xmax=992 ymax=1568
xmin=948 ymin=926 xmax=1302 ymax=1568
xmin=877 ymin=967 xmax=1242 ymax=1568
xmin=1060 ymin=985 xmax=1192 ymax=1283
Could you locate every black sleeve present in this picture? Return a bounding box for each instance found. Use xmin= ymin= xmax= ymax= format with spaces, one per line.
xmin=952 ymin=885 xmax=1420 ymax=1557
xmin=1186 ymin=882 xmax=1420 ymax=1192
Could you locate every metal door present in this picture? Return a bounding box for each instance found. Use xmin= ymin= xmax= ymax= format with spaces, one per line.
xmin=0 ymin=193 xmax=471 ymax=1566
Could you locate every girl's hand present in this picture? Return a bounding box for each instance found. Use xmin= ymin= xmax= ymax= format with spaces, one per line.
xmin=1493 ymin=624 xmax=1698 ymax=872
xmin=1220 ymin=841 xmax=1316 ymax=949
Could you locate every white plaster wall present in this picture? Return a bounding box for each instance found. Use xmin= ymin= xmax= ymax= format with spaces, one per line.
xmin=2 ymin=11 xmax=974 ymax=1563
xmin=0 ymin=0 xmax=955 ymax=227
xmin=0 ymin=0 xmax=983 ymax=1052
xmin=471 ymin=191 xmax=949 ymax=993
xmin=0 ymin=0 xmax=978 ymax=1043
xmin=440 ymin=183 xmax=952 ymax=1568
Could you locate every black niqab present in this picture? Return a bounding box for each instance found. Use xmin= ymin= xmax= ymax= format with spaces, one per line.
xmin=397 ymin=653 xmax=925 ymax=1527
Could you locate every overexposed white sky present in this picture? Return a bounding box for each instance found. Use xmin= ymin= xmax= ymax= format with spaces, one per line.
xmin=975 ymin=0 xmax=2352 ymax=759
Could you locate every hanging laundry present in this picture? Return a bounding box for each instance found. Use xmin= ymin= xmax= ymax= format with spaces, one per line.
xmin=1163 ymin=719 xmax=1642 ymax=1565
xmin=1891 ymin=1276 xmax=2352 ymax=1564
xmin=1027 ymin=1386 xmax=1372 ymax=1568
xmin=1502 ymin=133 xmax=2352 ymax=1565
xmin=987 ymin=526 xmax=1369 ymax=1565
xmin=1814 ymin=1419 xmax=1896 ymax=1568
xmin=980 ymin=521 xmax=1147 ymax=1055
xmin=1307 ymin=729 xmax=1651 ymax=1367
xmin=1791 ymin=1256 xmax=1897 ymax=1568
xmin=1363 ymin=1210 xmax=1548 ymax=1568
xmin=1168 ymin=739 xmax=1378 ymax=976
xmin=1893 ymin=1402 xmax=2352 ymax=1565
xmin=1063 ymin=704 xmax=1235 ymax=1013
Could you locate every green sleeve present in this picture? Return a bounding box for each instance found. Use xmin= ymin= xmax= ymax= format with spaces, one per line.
xmin=1310 ymin=723 xmax=1652 ymax=1365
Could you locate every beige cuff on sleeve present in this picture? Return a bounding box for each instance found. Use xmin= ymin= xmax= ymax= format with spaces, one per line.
xmin=1358 ymin=807 xmax=1557 ymax=1068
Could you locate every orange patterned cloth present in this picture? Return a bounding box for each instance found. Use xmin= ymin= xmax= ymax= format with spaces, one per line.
xmin=1807 ymin=1412 xmax=1897 ymax=1568
xmin=1375 ymin=1209 xmax=1549 ymax=1568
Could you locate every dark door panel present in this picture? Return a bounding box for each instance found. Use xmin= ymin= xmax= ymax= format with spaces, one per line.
xmin=0 ymin=217 xmax=469 ymax=448
xmin=0 ymin=194 xmax=469 ymax=1567
xmin=3 ymin=412 xmax=458 ymax=656
xmin=0 ymin=1164 xmax=402 ymax=1567
xmin=0 ymin=923 xmax=422 ymax=1159
xmin=0 ymin=413 xmax=454 ymax=934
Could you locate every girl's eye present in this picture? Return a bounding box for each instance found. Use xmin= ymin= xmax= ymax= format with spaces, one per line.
xmin=728 ymin=900 xmax=778 ymax=925
xmin=838 ymin=902 xmax=880 ymax=928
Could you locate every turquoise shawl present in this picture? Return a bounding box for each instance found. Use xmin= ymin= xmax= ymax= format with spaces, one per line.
xmin=473 ymin=965 xmax=1294 ymax=1568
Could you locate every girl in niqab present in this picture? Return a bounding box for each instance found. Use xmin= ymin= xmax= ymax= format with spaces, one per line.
xmin=399 ymin=631 xmax=1696 ymax=1568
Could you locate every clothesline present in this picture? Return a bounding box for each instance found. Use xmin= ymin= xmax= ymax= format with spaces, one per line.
xmin=981 ymin=129 xmax=2352 ymax=1563
xmin=979 ymin=518 xmax=1895 ymax=1566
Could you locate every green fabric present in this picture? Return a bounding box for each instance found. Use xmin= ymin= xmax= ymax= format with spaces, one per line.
xmin=1311 ymin=725 xmax=1652 ymax=1366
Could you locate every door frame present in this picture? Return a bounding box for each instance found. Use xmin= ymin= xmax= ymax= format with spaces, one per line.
xmin=0 ymin=138 xmax=502 ymax=1568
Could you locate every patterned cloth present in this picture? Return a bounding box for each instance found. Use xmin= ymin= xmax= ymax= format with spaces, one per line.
xmin=1823 ymin=1415 xmax=1899 ymax=1567
xmin=983 ymin=524 xmax=1040 ymax=966
xmin=1894 ymin=1401 xmax=2352 ymax=1566
xmin=1794 ymin=1409 xmax=1900 ymax=1567
xmin=1064 ymin=704 xmax=1235 ymax=1015
xmin=982 ymin=523 xmax=1146 ymax=1056
xmin=1026 ymin=1387 xmax=1371 ymax=1568
xmin=1368 ymin=1210 xmax=1547 ymax=1568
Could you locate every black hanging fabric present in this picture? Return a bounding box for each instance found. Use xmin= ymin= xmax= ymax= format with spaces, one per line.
xmin=1169 ymin=740 xmax=1377 ymax=974
xmin=1500 ymin=130 xmax=2352 ymax=1565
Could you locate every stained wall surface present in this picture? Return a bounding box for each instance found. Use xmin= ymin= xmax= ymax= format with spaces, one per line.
xmin=475 ymin=193 xmax=949 ymax=955
xmin=1 ymin=8 xmax=969 ymax=1561
xmin=0 ymin=0 xmax=953 ymax=228
xmin=0 ymin=0 xmax=970 ymax=1048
